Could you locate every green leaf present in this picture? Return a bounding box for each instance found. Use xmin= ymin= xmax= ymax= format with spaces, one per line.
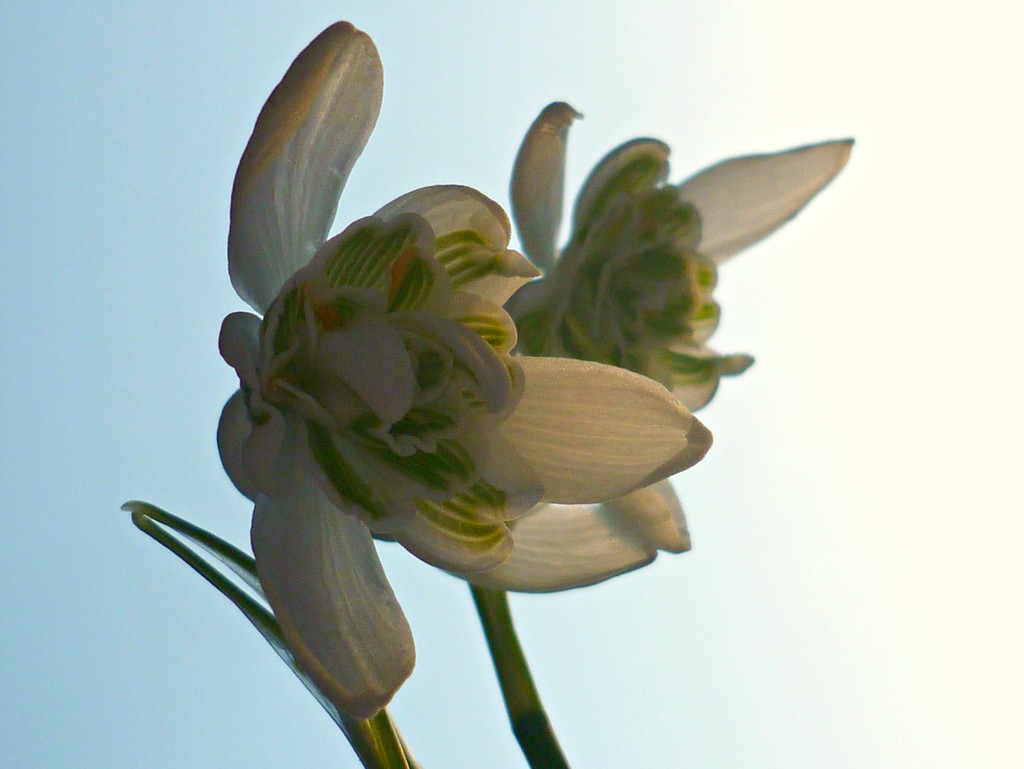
xmin=124 ymin=500 xmax=416 ymax=769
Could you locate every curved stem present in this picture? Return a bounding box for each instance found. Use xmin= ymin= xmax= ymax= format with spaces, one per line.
xmin=470 ymin=586 xmax=571 ymax=769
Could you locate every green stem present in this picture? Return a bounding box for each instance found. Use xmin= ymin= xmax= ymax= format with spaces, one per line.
xmin=347 ymin=712 xmax=413 ymax=769
xmin=470 ymin=586 xmax=571 ymax=769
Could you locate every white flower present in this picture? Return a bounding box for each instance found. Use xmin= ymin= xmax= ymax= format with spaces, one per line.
xmin=470 ymin=103 xmax=851 ymax=592
xmin=217 ymin=27 xmax=712 ymax=717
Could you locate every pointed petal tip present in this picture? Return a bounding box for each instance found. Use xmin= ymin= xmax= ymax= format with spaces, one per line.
xmin=680 ymin=136 xmax=854 ymax=263
xmin=649 ymin=413 xmax=713 ymax=482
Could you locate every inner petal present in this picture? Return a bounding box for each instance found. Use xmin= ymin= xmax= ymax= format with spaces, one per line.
xmin=315 ymin=317 xmax=416 ymax=426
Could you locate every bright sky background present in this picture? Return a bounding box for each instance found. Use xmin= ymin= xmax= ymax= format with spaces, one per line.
xmin=3 ymin=2 xmax=1022 ymax=768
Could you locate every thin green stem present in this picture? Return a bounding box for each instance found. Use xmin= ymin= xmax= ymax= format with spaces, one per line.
xmin=347 ymin=712 xmax=413 ymax=769
xmin=470 ymin=586 xmax=571 ymax=769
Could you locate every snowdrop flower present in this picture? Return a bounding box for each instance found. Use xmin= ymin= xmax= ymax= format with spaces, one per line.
xmin=217 ymin=27 xmax=712 ymax=718
xmin=470 ymin=103 xmax=850 ymax=591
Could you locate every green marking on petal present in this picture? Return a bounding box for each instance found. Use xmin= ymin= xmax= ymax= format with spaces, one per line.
xmin=434 ymin=229 xmax=507 ymax=289
xmin=416 ymin=482 xmax=509 ymax=549
xmin=456 ymin=312 xmax=513 ymax=351
xmin=513 ymin=310 xmax=551 ymax=356
xmin=366 ymin=435 xmax=475 ymax=492
xmin=388 ymin=256 xmax=435 ymax=311
xmin=306 ymin=422 xmax=388 ymax=519
xmin=415 ymin=349 xmax=447 ymax=391
xmin=660 ymin=349 xmax=754 ymax=384
xmin=323 ymin=220 xmax=418 ymax=292
xmin=694 ymin=258 xmax=717 ymax=290
xmin=576 ymin=152 xmax=669 ymax=240
xmin=271 ymin=286 xmax=305 ymax=355
xmin=389 ymin=407 xmax=457 ymax=440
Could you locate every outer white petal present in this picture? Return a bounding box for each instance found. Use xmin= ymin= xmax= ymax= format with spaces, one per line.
xmin=510 ymin=102 xmax=581 ymax=271
xmin=678 ymin=139 xmax=853 ymax=264
xmin=217 ymin=390 xmax=258 ymax=501
xmin=467 ymin=501 xmax=653 ymax=592
xmin=498 ymin=357 xmax=712 ymax=503
xmin=229 ymin=23 xmax=384 ymax=313
xmin=468 ymin=480 xmax=689 ymax=592
xmin=375 ymin=185 xmax=540 ymax=306
xmin=607 ymin=480 xmax=690 ymax=553
xmin=251 ymin=471 xmax=414 ymax=719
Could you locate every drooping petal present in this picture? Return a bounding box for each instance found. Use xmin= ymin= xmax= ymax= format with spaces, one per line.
xmin=467 ymin=480 xmax=688 ymax=592
xmin=375 ymin=185 xmax=540 ymax=306
xmin=217 ymin=390 xmax=258 ymax=501
xmin=510 ymin=102 xmax=581 ymax=271
xmin=571 ymin=138 xmax=671 ymax=241
xmin=678 ymin=139 xmax=853 ymax=264
xmin=605 ymin=480 xmax=690 ymax=553
xmin=251 ymin=471 xmax=414 ymax=719
xmin=469 ymin=502 xmax=653 ymax=592
xmin=499 ymin=357 xmax=712 ymax=502
xmin=229 ymin=23 xmax=384 ymax=313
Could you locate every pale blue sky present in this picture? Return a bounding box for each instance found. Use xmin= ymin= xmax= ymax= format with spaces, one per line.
xmin=3 ymin=2 xmax=1022 ymax=768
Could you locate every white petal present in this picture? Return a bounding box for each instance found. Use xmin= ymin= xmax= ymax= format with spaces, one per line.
xmin=375 ymin=185 xmax=540 ymax=306
xmin=606 ymin=480 xmax=690 ymax=553
xmin=218 ymin=312 xmax=262 ymax=387
xmin=229 ymin=23 xmax=384 ymax=313
xmin=499 ymin=357 xmax=712 ymax=502
xmin=678 ymin=139 xmax=853 ymax=264
xmin=468 ymin=480 xmax=688 ymax=592
xmin=316 ymin=318 xmax=416 ymax=425
xmin=375 ymin=185 xmax=511 ymax=247
xmin=242 ymin=406 xmax=303 ymax=497
xmin=469 ymin=502 xmax=653 ymax=592
xmin=251 ymin=472 xmax=414 ymax=719
xmin=510 ymin=102 xmax=581 ymax=271
xmin=217 ymin=390 xmax=258 ymax=501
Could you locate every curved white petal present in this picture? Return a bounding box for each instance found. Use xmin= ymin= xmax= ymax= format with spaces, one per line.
xmin=242 ymin=406 xmax=303 ymax=497
xmin=375 ymin=185 xmax=540 ymax=306
xmin=468 ymin=502 xmax=653 ymax=591
xmin=499 ymin=357 xmax=712 ymax=503
xmin=217 ymin=390 xmax=258 ymax=501
xmin=678 ymin=139 xmax=853 ymax=264
xmin=606 ymin=480 xmax=689 ymax=553
xmin=229 ymin=23 xmax=384 ymax=313
xmin=251 ymin=472 xmax=414 ymax=719
xmin=468 ymin=480 xmax=689 ymax=592
xmin=510 ymin=102 xmax=581 ymax=271
xmin=218 ymin=312 xmax=262 ymax=387
xmin=572 ymin=137 xmax=670 ymax=236
xmin=375 ymin=185 xmax=511 ymax=247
